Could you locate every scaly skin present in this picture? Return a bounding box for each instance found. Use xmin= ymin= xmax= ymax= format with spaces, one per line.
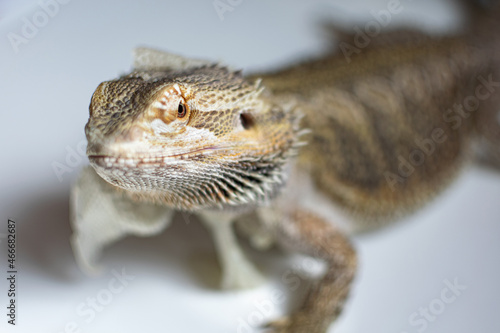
xmin=86 ymin=59 xmax=303 ymax=210
xmin=256 ymin=34 xmax=494 ymax=228
xmin=80 ymin=4 xmax=500 ymax=333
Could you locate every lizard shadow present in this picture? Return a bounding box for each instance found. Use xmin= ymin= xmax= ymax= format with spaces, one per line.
xmin=18 ymin=191 xmax=77 ymax=281
xmin=18 ymin=191 xmax=295 ymax=295
xmin=18 ymin=191 xmax=220 ymax=286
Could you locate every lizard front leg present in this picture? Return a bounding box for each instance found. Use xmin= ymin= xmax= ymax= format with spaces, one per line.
xmin=260 ymin=207 xmax=357 ymax=333
xmin=199 ymin=210 xmax=265 ymax=289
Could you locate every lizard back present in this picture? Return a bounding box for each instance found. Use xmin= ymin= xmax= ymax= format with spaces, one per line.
xmin=255 ymin=30 xmax=499 ymax=223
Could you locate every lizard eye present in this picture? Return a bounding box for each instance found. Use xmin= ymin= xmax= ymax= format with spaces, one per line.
xmin=177 ymin=102 xmax=187 ymax=118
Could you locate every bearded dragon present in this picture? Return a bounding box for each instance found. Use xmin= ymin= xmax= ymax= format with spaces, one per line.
xmin=70 ymin=2 xmax=500 ymax=332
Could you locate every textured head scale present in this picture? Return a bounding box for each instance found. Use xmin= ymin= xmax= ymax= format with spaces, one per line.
xmin=86 ymin=48 xmax=302 ymax=210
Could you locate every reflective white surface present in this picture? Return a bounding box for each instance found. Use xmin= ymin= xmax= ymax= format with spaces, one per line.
xmin=0 ymin=0 xmax=499 ymax=332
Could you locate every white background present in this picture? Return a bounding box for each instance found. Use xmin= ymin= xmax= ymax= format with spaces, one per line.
xmin=0 ymin=0 xmax=499 ymax=332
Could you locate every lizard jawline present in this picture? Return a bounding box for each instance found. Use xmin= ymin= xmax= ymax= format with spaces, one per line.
xmin=88 ymin=146 xmax=222 ymax=168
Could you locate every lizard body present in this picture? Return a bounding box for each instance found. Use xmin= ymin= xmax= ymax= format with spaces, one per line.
xmin=71 ymin=2 xmax=500 ymax=332
xmin=257 ymin=35 xmax=492 ymax=225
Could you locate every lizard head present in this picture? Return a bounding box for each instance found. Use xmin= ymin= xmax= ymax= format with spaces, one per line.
xmin=85 ymin=48 xmax=302 ymax=210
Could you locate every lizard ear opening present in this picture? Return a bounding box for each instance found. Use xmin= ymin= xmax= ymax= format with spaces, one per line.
xmin=240 ymin=113 xmax=254 ymax=130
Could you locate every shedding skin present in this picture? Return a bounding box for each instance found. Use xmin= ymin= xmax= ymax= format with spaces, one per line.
xmin=72 ymin=3 xmax=500 ymax=332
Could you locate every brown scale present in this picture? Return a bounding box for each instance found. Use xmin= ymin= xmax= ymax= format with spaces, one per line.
xmin=254 ymin=33 xmax=496 ymax=225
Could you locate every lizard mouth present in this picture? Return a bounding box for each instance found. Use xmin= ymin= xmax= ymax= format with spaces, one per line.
xmin=88 ymin=146 xmax=222 ymax=168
